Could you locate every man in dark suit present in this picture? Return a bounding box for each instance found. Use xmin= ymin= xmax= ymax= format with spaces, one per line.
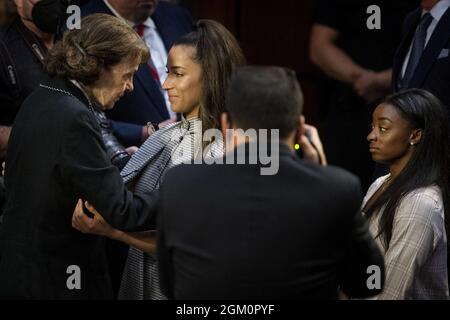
xmin=157 ymin=66 xmax=385 ymax=300
xmin=376 ymin=0 xmax=450 ymax=176
xmin=392 ymin=0 xmax=450 ymax=108
xmin=81 ymin=0 xmax=193 ymax=147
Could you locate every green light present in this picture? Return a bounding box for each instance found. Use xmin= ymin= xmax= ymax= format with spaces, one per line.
xmin=294 ymin=144 xmax=300 ymax=150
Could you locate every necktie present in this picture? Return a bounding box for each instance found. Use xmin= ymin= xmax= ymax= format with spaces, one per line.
xmin=401 ymin=13 xmax=433 ymax=88
xmin=135 ymin=23 xmax=161 ymax=84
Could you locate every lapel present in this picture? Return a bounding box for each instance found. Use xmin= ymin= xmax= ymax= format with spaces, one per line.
xmin=393 ymin=8 xmax=422 ymax=90
xmin=410 ymin=7 xmax=450 ymax=87
xmin=135 ymin=65 xmax=169 ymax=119
xmin=152 ymin=5 xmax=178 ymax=51
xmin=120 ymin=122 xmax=178 ymax=183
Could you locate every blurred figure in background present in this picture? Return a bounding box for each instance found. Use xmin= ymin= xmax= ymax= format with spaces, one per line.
xmin=392 ymin=0 xmax=450 ymax=109
xmin=309 ymin=0 xmax=419 ymax=191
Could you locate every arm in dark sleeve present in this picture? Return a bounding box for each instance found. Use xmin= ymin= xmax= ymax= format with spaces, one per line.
xmin=339 ymin=178 xmax=385 ymax=298
xmin=60 ymin=110 xmax=158 ymax=232
xmin=109 ymin=119 xmax=143 ymax=148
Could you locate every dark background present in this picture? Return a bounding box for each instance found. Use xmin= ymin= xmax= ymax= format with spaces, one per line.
xmin=182 ymin=0 xmax=320 ymax=124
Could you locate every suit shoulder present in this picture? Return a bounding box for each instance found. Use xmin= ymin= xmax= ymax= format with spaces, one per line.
xmin=300 ymin=161 xmax=361 ymax=195
xmin=155 ymin=2 xmax=193 ymax=24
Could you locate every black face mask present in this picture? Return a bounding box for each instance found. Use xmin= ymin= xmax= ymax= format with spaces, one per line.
xmin=31 ymin=0 xmax=69 ymax=34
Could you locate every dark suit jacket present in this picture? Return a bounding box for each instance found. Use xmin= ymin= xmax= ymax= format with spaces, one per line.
xmin=393 ymin=6 xmax=450 ymax=109
xmin=0 ymin=76 xmax=159 ymax=299
xmin=157 ymin=144 xmax=384 ymax=300
xmin=81 ymin=0 xmax=193 ymax=147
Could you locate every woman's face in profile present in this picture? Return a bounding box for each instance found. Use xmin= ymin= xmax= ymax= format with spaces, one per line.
xmin=367 ymin=103 xmax=415 ymax=165
xmin=163 ymin=45 xmax=203 ymax=119
xmin=89 ymin=59 xmax=139 ymax=110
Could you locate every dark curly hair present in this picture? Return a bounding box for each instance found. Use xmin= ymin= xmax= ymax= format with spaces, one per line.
xmin=45 ymin=13 xmax=149 ymax=85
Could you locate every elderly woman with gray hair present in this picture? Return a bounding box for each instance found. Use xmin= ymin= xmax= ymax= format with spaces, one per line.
xmin=0 ymin=14 xmax=160 ymax=299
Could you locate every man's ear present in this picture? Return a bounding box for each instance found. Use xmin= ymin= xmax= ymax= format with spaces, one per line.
xmin=220 ymin=112 xmax=231 ymax=139
xmin=295 ymin=116 xmax=305 ymax=144
xmin=410 ymin=129 xmax=423 ymax=145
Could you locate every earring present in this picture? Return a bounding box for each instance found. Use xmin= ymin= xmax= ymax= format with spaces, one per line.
xmin=410 ymin=142 xmax=415 ymax=146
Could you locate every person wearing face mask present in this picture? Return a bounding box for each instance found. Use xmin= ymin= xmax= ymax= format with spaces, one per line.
xmin=0 ymin=0 xmax=62 ymax=161
xmin=0 ymin=14 xmax=160 ymax=299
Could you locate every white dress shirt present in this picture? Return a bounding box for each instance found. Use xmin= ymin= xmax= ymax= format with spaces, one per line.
xmin=401 ymin=0 xmax=450 ymax=78
xmin=103 ymin=0 xmax=175 ymax=118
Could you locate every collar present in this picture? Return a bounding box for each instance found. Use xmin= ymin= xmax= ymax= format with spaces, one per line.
xmin=103 ymin=0 xmax=156 ymax=29
xmin=422 ymin=0 xmax=450 ymax=22
xmin=40 ymin=75 xmax=97 ymax=112
xmin=180 ymin=115 xmax=201 ymax=133
xmin=142 ymin=16 xmax=157 ymax=30
xmin=103 ymin=0 xmax=134 ymax=27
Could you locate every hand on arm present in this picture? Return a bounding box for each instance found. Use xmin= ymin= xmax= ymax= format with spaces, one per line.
xmin=0 ymin=125 xmax=11 ymax=159
xmin=353 ymin=69 xmax=392 ymax=103
xmin=309 ymin=24 xmax=365 ymax=85
xmin=141 ymin=117 xmax=177 ymax=143
xmin=71 ymin=199 xmax=157 ymax=254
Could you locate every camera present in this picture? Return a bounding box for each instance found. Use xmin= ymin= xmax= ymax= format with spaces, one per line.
xmin=92 ymin=110 xmax=131 ymax=170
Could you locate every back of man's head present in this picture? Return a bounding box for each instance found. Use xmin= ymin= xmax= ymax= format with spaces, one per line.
xmin=226 ymin=66 xmax=303 ymax=139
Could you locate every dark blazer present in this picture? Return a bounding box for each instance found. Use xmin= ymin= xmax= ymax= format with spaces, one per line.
xmin=392 ymin=6 xmax=450 ymax=109
xmin=81 ymin=0 xmax=193 ymax=147
xmin=0 ymin=76 xmax=159 ymax=299
xmin=157 ymin=144 xmax=384 ymax=300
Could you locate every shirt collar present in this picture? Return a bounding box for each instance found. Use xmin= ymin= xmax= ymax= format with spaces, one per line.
xmin=422 ymin=0 xmax=450 ymax=22
xmin=103 ymin=0 xmax=156 ymax=29
xmin=180 ymin=115 xmax=201 ymax=133
xmin=103 ymin=0 xmax=134 ymax=26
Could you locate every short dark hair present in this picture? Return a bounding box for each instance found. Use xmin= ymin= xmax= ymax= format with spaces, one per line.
xmin=225 ymin=66 xmax=303 ymax=139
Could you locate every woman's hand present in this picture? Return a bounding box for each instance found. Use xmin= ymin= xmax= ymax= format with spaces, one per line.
xmin=71 ymin=199 xmax=117 ymax=238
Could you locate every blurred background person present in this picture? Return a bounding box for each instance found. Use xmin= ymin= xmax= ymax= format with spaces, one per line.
xmin=375 ymin=0 xmax=450 ymax=188
xmin=309 ymin=0 xmax=419 ymax=191
xmin=81 ymin=0 xmax=193 ymax=148
xmin=0 ymin=0 xmax=61 ymax=160
xmin=392 ymin=0 xmax=450 ymax=109
xmin=364 ymin=89 xmax=449 ymax=299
